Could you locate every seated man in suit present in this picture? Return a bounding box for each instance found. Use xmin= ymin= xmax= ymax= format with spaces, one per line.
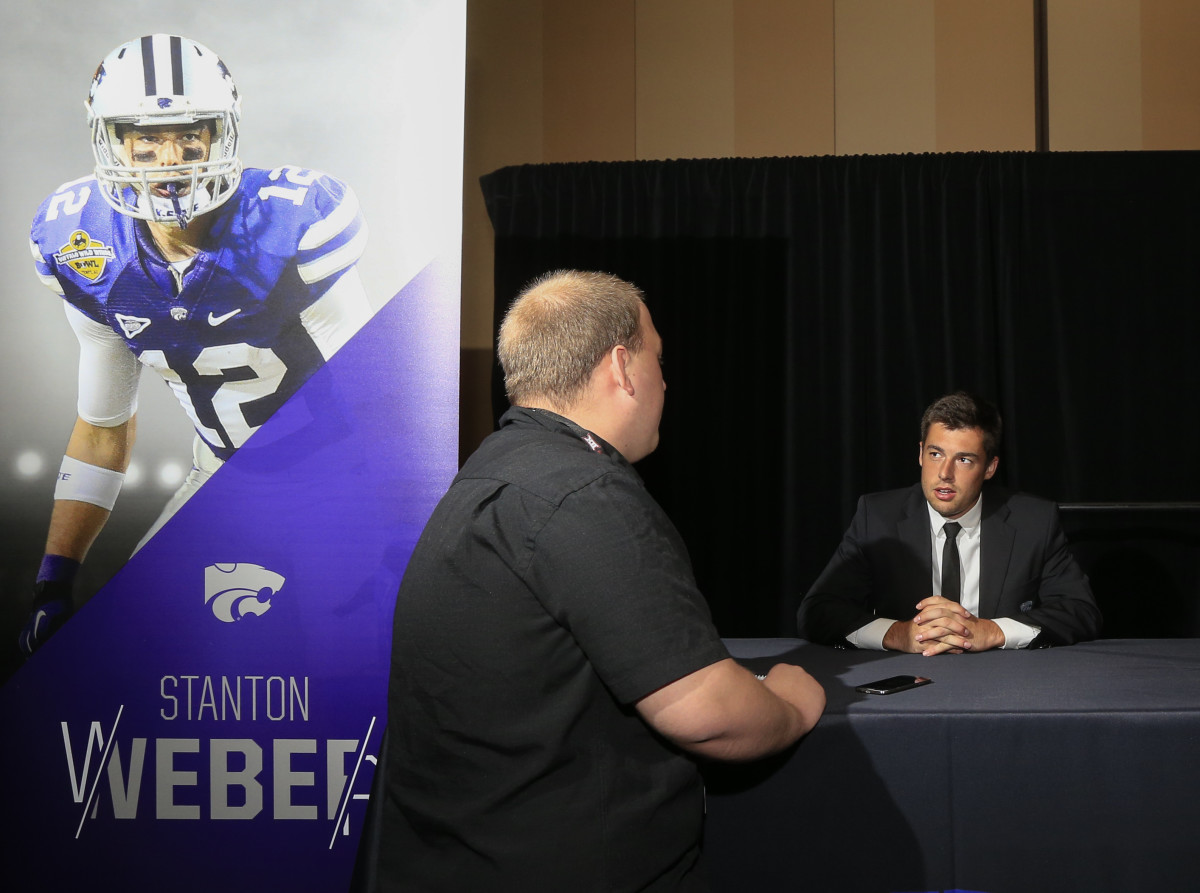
xmin=797 ymin=391 xmax=1101 ymax=654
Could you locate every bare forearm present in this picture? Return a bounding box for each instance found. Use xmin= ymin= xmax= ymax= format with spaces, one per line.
xmin=44 ymin=500 xmax=112 ymax=562
xmin=698 ymin=663 xmax=825 ymax=761
xmin=65 ymin=415 xmax=136 ymax=470
xmin=638 ymin=659 xmax=825 ymax=762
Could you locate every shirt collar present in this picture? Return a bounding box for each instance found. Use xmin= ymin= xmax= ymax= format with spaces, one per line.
xmin=500 ymin=406 xmax=627 ymax=464
xmin=926 ymin=491 xmax=984 ymax=536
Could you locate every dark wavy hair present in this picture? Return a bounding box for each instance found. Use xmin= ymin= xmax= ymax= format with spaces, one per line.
xmin=919 ymin=391 xmax=1003 ymax=459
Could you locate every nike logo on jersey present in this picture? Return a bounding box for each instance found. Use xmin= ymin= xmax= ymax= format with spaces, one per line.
xmin=208 ymin=308 xmax=242 ymax=326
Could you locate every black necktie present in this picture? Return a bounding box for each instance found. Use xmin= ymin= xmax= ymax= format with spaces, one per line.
xmin=941 ymin=521 xmax=963 ymax=602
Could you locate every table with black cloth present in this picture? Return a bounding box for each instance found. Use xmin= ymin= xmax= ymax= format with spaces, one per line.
xmin=703 ymin=638 xmax=1200 ymax=893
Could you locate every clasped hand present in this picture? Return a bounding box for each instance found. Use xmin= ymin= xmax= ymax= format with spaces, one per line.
xmin=884 ymin=596 xmax=1005 ymax=656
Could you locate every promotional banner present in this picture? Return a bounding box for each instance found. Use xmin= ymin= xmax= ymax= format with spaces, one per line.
xmin=1 ymin=2 xmax=464 ymax=888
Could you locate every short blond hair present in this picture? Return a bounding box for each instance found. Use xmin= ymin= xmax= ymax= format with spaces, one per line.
xmin=498 ymin=270 xmax=645 ymax=409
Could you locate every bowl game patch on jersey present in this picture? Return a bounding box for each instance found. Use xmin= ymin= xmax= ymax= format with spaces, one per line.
xmin=53 ymin=230 xmax=115 ymax=282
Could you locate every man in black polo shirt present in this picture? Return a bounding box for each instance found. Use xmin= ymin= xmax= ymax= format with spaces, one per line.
xmin=376 ymin=270 xmax=825 ymax=891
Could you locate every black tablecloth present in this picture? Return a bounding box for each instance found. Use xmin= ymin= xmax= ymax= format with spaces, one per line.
xmin=703 ymin=639 xmax=1200 ymax=893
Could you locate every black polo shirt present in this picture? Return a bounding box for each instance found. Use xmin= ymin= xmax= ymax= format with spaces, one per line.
xmin=378 ymin=407 xmax=730 ymax=892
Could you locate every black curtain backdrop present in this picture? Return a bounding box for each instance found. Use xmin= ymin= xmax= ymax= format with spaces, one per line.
xmin=481 ymin=151 xmax=1200 ymax=637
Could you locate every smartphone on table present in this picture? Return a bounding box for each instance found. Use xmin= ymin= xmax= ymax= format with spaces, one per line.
xmin=855 ymin=675 xmax=933 ymax=695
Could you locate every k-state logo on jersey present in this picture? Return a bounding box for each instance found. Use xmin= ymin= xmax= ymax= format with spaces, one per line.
xmin=53 ymin=229 xmax=115 ymax=282
xmin=204 ymin=563 xmax=286 ymax=622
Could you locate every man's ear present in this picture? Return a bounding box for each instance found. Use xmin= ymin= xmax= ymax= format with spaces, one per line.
xmin=611 ymin=344 xmax=635 ymax=396
xmin=984 ymin=455 xmax=999 ymax=480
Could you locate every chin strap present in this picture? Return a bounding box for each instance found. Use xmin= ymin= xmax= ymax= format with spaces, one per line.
xmin=167 ymin=182 xmax=189 ymax=229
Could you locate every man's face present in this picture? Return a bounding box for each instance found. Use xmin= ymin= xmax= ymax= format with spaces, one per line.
xmin=622 ymin=303 xmax=667 ymax=461
xmin=918 ymin=423 xmax=998 ymax=519
xmin=122 ymin=122 xmax=213 ymax=197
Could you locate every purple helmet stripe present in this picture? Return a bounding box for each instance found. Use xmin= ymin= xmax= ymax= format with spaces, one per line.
xmin=140 ymin=35 xmax=155 ymax=96
xmin=169 ymin=35 xmax=184 ymax=95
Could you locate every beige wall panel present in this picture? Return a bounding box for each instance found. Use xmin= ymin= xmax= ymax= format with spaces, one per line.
xmin=1047 ymin=0 xmax=1142 ymax=151
xmin=933 ymin=0 xmax=1035 ymax=152
xmin=636 ymin=0 xmax=736 ymax=160
xmin=544 ymin=1 xmax=637 ymax=162
xmin=462 ymin=0 xmax=544 ymax=352
xmin=732 ymin=0 xmax=836 ymax=157
xmin=1141 ymin=0 xmax=1200 ymax=150
xmin=835 ymin=0 xmax=937 ymax=156
xmin=460 ymin=0 xmax=546 ymax=454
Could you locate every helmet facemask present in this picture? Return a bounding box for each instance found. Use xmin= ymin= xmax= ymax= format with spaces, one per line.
xmin=87 ymin=35 xmax=243 ymax=229
xmin=92 ymin=111 xmax=241 ymax=229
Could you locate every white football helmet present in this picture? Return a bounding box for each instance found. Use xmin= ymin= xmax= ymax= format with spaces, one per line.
xmin=87 ymin=34 xmax=242 ymax=228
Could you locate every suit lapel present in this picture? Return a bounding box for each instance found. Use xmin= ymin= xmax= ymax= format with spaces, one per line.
xmin=899 ymin=486 xmax=933 ymax=590
xmin=979 ymin=493 xmax=1015 ymax=617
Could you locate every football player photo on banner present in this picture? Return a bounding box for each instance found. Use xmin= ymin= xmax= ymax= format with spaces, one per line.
xmin=0 ymin=2 xmax=464 ymax=889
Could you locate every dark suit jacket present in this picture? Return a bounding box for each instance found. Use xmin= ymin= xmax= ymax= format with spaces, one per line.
xmin=797 ymin=484 xmax=1102 ymax=648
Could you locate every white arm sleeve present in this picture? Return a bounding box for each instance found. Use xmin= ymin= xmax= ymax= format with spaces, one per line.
xmin=846 ymin=617 xmax=895 ymax=650
xmin=298 ymin=266 xmax=373 ymax=360
xmin=64 ymin=303 xmax=141 ymax=427
xmin=995 ymin=616 xmax=1041 ymax=649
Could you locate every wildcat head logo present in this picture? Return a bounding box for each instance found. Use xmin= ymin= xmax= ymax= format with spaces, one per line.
xmin=204 ymin=563 xmax=286 ymax=623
